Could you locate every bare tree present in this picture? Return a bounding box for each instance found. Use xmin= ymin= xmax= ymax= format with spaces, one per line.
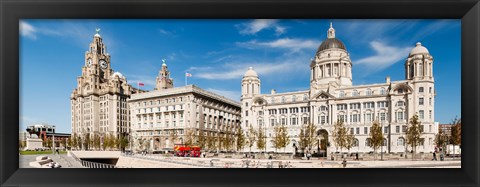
xmin=406 ymin=114 xmax=422 ymax=160
xmin=369 ymin=120 xmax=383 ymax=160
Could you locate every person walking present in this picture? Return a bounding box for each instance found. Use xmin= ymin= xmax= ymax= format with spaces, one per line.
xmin=342 ymin=158 xmax=347 ymax=168
xmin=432 ymin=150 xmax=437 ymax=161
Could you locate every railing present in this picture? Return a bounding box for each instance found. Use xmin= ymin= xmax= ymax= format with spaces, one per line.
xmin=69 ymin=151 xmax=115 ymax=168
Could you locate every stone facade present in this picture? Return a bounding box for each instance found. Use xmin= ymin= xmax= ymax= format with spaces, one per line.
xmin=241 ymin=24 xmax=437 ymax=154
xmin=128 ymin=64 xmax=241 ymax=152
xmin=70 ymin=29 xmax=144 ymax=147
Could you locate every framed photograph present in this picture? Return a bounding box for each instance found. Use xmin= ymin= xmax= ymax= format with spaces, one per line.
xmin=1 ymin=0 xmax=479 ymax=186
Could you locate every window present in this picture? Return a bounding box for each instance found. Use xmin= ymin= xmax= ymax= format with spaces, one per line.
xmin=397 ymin=111 xmax=404 ymax=121
xmin=365 ymin=138 xmax=371 ymax=146
xmin=270 ymin=97 xmax=275 ymax=103
xmin=320 ymin=116 xmax=326 ymax=124
xmin=380 ymin=88 xmax=386 ymax=95
xmin=356 ymin=127 xmax=359 ymax=134
xmin=270 ymin=119 xmax=275 ymax=126
xmin=419 ymin=98 xmax=424 ymax=105
xmin=320 ymin=106 xmax=328 ymax=111
xmin=339 ymin=91 xmax=345 ymax=98
xmin=419 ymin=110 xmax=424 ymax=120
xmin=377 ymin=101 xmax=388 ymax=108
xmin=419 ymin=87 xmax=424 ymax=93
xmin=350 ymin=103 xmax=360 ymax=110
xmin=363 ymin=102 xmax=374 ymax=109
xmin=303 ymin=94 xmax=308 ymax=101
xmin=396 ymin=101 xmax=405 ymax=107
xmin=352 ymin=90 xmax=359 ymax=96
xmin=384 ymin=126 xmax=389 ymax=134
xmin=350 ymin=128 xmax=354 ymax=134
xmin=380 ymin=112 xmax=386 ymax=121
xmin=429 ymin=98 xmax=432 ymax=106
xmin=245 ymin=111 xmax=248 ymax=116
xmin=353 ymin=139 xmax=359 ymax=147
xmin=282 ymin=96 xmax=286 ymax=103
xmin=420 ymin=125 xmax=424 ymax=132
xmin=396 ymin=126 xmax=400 ymax=133
xmin=292 ymin=96 xmax=296 ymax=102
xmin=402 ymin=125 xmax=407 ymax=132
xmin=337 ymin=104 xmax=347 ymax=110
xmin=245 ymin=102 xmax=248 ymax=107
xmin=429 ymin=110 xmax=432 ymax=119
xmin=364 ymin=127 xmax=368 ymax=134
xmin=366 ymin=89 xmax=372 ymax=96
xmin=397 ymin=138 xmax=405 ymax=146
xmin=291 ymin=118 xmax=297 ymax=125
xmin=429 ymin=87 xmax=432 ymax=93
xmin=398 ymin=89 xmax=404 ymax=94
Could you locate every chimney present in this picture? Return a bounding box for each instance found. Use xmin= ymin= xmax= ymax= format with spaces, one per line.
xmin=271 ymin=89 xmax=276 ymax=94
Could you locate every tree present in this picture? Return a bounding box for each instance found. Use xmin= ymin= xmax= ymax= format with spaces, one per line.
xmin=120 ymin=136 xmax=129 ymax=151
xmin=450 ymin=117 xmax=461 ymax=155
xmin=206 ymin=132 xmax=216 ymax=152
xmin=184 ymin=129 xmax=196 ymax=147
xmin=137 ymin=138 xmax=145 ymax=152
xmin=19 ymin=140 xmax=26 ymax=149
xmin=299 ymin=123 xmax=318 ymax=154
xmin=84 ymin=134 xmax=91 ymax=150
xmin=406 ymin=114 xmax=423 ymax=160
xmin=235 ymin=127 xmax=246 ymax=152
xmin=67 ymin=136 xmax=73 ymax=150
xmin=102 ymin=134 xmax=109 ymax=151
xmin=76 ymin=136 xmax=82 ymax=150
xmin=369 ymin=120 xmax=383 ymax=160
xmin=345 ymin=131 xmax=355 ymax=154
xmin=256 ymin=127 xmax=266 ymax=152
xmin=71 ymin=134 xmax=78 ymax=150
xmin=333 ymin=119 xmax=347 ymax=152
xmin=93 ymin=134 xmax=101 ymax=150
xmin=434 ymin=128 xmax=447 ymax=150
xmin=273 ymin=125 xmax=290 ymax=153
xmin=246 ymin=125 xmax=257 ymax=152
xmin=169 ymin=129 xmax=178 ymax=147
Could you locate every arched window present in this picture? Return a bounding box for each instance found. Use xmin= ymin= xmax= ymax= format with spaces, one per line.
xmin=365 ymin=138 xmax=371 ymax=147
xmin=380 ymin=88 xmax=386 ymax=95
xmin=366 ymin=89 xmax=372 ymax=96
xmin=382 ymin=138 xmax=387 ymax=146
xmin=292 ymin=95 xmax=296 ymax=102
xmin=303 ymin=94 xmax=308 ymax=101
xmin=353 ymin=138 xmax=359 ymax=147
xmin=339 ymin=91 xmax=345 ymax=98
xmin=281 ymin=96 xmax=286 ymax=103
xmin=353 ymin=90 xmax=359 ymax=96
xmin=397 ymin=137 xmax=405 ymax=146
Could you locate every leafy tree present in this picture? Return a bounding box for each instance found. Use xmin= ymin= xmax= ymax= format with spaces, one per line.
xmin=450 ymin=117 xmax=461 ymax=155
xmin=246 ymin=125 xmax=257 ymax=152
xmin=333 ymin=119 xmax=347 ymax=152
xmin=184 ymin=129 xmax=196 ymax=147
xmin=299 ymin=123 xmax=318 ymax=154
xmin=84 ymin=134 xmax=91 ymax=150
xmin=434 ymin=128 xmax=447 ymax=150
xmin=169 ymin=129 xmax=177 ymax=147
xmin=345 ymin=130 xmax=355 ymax=153
xmin=235 ymin=127 xmax=246 ymax=152
xmin=197 ymin=131 xmax=207 ymax=149
xmin=67 ymin=136 xmax=73 ymax=150
xmin=119 ymin=135 xmax=129 ymax=151
xmin=206 ymin=132 xmax=216 ymax=152
xmin=273 ymin=125 xmax=290 ymax=153
xmin=93 ymin=134 xmax=101 ymax=150
xmin=102 ymin=134 xmax=109 ymax=151
xmin=76 ymin=136 xmax=82 ymax=150
xmin=256 ymin=127 xmax=266 ymax=152
xmin=406 ymin=114 xmax=423 ymax=160
xmin=369 ymin=120 xmax=383 ymax=160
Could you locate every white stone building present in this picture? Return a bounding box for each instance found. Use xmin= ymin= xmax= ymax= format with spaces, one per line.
xmin=241 ymin=24 xmax=437 ymax=154
xmin=70 ymin=29 xmax=144 ymax=148
xmin=128 ymin=63 xmax=241 ymax=152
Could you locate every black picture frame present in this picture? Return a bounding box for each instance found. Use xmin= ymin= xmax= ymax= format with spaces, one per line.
xmin=1 ymin=0 xmax=479 ymax=186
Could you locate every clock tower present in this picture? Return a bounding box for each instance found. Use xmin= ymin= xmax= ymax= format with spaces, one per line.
xmin=71 ymin=28 xmax=133 ymax=150
xmin=155 ymin=59 xmax=174 ymax=90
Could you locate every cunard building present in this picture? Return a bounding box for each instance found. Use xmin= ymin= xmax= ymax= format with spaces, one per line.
xmin=241 ymin=24 xmax=437 ymax=154
xmin=70 ymin=29 xmax=143 ymax=149
xmin=128 ymin=62 xmax=241 ymax=152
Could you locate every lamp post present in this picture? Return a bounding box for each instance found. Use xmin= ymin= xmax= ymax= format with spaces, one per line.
xmin=381 ymin=120 xmax=384 ymax=161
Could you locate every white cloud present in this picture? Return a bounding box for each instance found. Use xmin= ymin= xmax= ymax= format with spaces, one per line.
xmin=20 ymin=21 xmax=37 ymax=39
xmin=205 ymin=88 xmax=240 ymax=101
xmin=355 ymin=41 xmax=411 ymax=70
xmin=237 ymin=38 xmax=320 ymax=52
xmin=126 ymin=74 xmax=157 ymax=87
xmin=237 ymin=19 xmax=286 ymax=35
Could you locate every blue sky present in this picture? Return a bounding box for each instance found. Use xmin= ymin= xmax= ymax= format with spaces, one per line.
xmin=20 ymin=19 xmax=461 ymax=133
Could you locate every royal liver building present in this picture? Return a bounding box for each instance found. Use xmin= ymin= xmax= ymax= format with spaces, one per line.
xmin=241 ymin=24 xmax=437 ymax=154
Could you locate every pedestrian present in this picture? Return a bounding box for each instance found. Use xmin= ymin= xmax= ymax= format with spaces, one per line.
xmin=432 ymin=150 xmax=437 ymax=161
xmin=342 ymin=158 xmax=347 ymax=168
xmin=279 ymin=161 xmax=283 ymax=168
xmin=355 ymin=153 xmax=359 ymax=160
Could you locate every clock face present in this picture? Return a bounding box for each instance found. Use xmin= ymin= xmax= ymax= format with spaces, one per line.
xmin=87 ymin=58 xmax=92 ymax=67
xmin=100 ymin=59 xmax=107 ymax=69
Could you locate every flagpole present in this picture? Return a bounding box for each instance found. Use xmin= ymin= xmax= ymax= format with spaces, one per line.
xmin=185 ymin=74 xmax=187 ymax=86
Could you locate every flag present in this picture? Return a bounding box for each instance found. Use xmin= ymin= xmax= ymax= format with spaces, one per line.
xmin=185 ymin=73 xmax=192 ymax=77
xmin=138 ymin=82 xmax=145 ymax=86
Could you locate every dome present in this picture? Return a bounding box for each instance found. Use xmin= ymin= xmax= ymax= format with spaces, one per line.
xmin=409 ymin=42 xmax=429 ymax=55
xmin=112 ymin=72 xmax=124 ymax=79
xmin=317 ymin=38 xmax=346 ymax=52
xmin=244 ymin=67 xmax=258 ymax=77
